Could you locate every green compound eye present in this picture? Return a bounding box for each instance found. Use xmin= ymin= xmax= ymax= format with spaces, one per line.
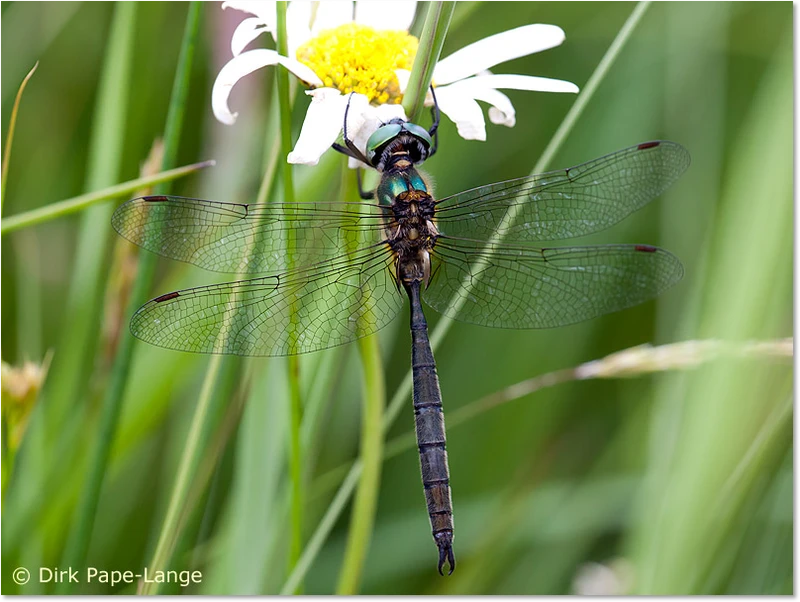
xmin=366 ymin=123 xmax=403 ymax=164
xmin=403 ymin=122 xmax=433 ymax=149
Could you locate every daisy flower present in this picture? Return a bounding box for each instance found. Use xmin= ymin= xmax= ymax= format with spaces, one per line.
xmin=212 ymin=1 xmax=579 ymax=166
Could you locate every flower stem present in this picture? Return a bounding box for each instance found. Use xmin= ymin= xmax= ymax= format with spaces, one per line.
xmin=275 ymin=2 xmax=295 ymax=207
xmin=255 ymin=98 xmax=281 ymax=206
xmin=275 ymin=2 xmax=305 ymax=590
xmin=1 ymin=160 xmax=214 ymax=233
xmin=335 ymin=168 xmax=386 ymax=595
xmin=336 ymin=335 xmax=384 ymax=594
xmin=287 ymin=355 xmax=304 ymax=580
xmin=402 ymin=1 xmax=455 ymax=123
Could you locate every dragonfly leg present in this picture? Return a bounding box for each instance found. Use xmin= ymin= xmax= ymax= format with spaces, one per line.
xmin=331 ymin=142 xmax=355 ymax=159
xmin=427 ymin=86 xmax=440 ymax=158
xmin=427 ymin=260 xmax=442 ymax=289
xmin=356 ymin=168 xmax=375 ymax=200
xmin=341 ymin=92 xmax=372 ymax=165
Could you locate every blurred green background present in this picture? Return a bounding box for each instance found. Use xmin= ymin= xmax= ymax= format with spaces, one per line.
xmin=1 ymin=1 xmax=792 ymax=595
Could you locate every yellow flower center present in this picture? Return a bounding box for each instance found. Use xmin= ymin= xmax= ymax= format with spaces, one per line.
xmin=296 ymin=23 xmax=418 ymax=105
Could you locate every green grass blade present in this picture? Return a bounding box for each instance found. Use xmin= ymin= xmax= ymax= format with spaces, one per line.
xmin=402 ymin=1 xmax=455 ymax=123
xmin=312 ymin=339 xmax=791 ymax=503
xmin=1 ymin=61 xmax=38 ymax=207
xmin=140 ymin=355 xmax=224 ymax=595
xmin=281 ymin=466 xmax=364 ymax=594
xmin=1 ymin=160 xmax=214 ymax=233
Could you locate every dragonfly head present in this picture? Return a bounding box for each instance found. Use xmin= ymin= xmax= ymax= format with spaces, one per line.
xmin=366 ymin=118 xmax=433 ymax=171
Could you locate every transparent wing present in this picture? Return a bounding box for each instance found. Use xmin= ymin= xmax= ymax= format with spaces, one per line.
xmin=434 ymin=141 xmax=690 ymax=242
xmin=424 ymin=237 xmax=683 ymax=329
xmin=112 ymin=195 xmax=389 ymax=274
xmin=130 ymin=245 xmax=403 ymax=356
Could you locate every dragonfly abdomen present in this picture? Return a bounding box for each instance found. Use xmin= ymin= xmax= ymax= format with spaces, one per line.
xmin=407 ymin=279 xmax=455 ymax=575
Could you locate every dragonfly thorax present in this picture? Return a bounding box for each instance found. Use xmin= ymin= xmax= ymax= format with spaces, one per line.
xmin=385 ymin=177 xmax=439 ymax=289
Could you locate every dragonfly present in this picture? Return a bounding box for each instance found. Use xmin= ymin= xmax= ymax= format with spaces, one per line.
xmin=112 ymin=97 xmax=689 ymax=575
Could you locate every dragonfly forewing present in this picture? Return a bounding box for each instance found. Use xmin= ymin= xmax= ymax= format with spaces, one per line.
xmin=434 ymin=141 xmax=690 ymax=243
xmin=112 ymin=196 xmax=389 ymax=274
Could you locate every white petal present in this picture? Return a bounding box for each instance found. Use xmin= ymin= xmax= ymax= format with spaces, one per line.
xmin=434 ymin=86 xmax=486 ymax=141
xmin=310 ymin=1 xmax=355 ymax=36
xmin=347 ymin=156 xmax=369 ymax=170
xmin=222 ymin=0 xmax=275 ymax=21
xmin=395 ymin=69 xmax=411 ymax=93
xmin=230 ymin=17 xmax=272 ymax=56
xmin=212 ymin=50 xmax=323 ymax=125
xmin=276 ymin=55 xmax=323 ymax=86
xmin=456 ymin=73 xmax=579 ymax=94
xmin=431 ymin=84 xmax=517 ymax=129
xmin=469 ymin=87 xmax=516 ymax=127
xmin=434 ymin=24 xmax=566 ymax=85
xmin=224 ymin=2 xmax=314 ymax=60
xmin=288 ymin=90 xmax=372 ymax=165
xmin=355 ymin=1 xmax=417 ymax=31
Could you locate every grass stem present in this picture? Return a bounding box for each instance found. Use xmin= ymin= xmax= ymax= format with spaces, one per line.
xmin=1 ymin=160 xmax=214 ymax=233
xmin=275 ymin=2 xmax=305 ymax=590
xmin=140 ymin=353 xmax=223 ymax=594
xmin=1 ymin=61 xmax=38 ymax=208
